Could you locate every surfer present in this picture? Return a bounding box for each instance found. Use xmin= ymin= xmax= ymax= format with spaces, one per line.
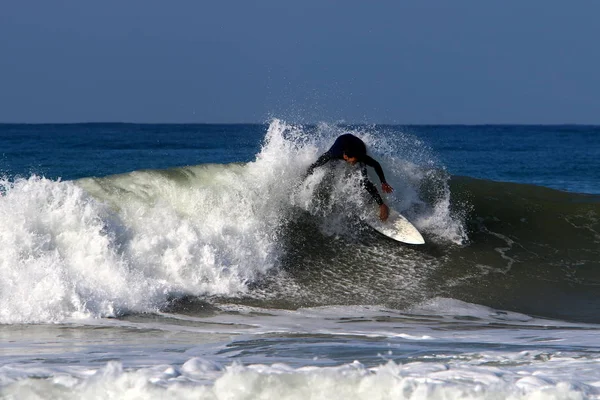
xmin=305 ymin=134 xmax=394 ymax=221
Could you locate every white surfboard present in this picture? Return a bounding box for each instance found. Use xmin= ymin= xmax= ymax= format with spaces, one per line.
xmin=365 ymin=207 xmax=425 ymax=245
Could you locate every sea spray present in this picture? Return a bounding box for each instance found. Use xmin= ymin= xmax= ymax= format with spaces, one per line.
xmin=262 ymin=119 xmax=467 ymax=243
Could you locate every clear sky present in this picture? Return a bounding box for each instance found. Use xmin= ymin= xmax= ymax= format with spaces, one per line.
xmin=1 ymin=1 xmax=599 ymax=124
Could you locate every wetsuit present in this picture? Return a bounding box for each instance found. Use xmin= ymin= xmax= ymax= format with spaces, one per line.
xmin=305 ymin=134 xmax=388 ymax=205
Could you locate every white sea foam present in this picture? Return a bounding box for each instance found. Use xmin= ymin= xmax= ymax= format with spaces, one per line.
xmin=2 ymin=357 xmax=598 ymax=400
xmin=2 ymin=302 xmax=599 ymax=399
xmin=0 ymin=176 xmax=163 ymax=323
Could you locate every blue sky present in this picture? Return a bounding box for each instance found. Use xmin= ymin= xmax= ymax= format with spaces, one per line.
xmin=1 ymin=1 xmax=599 ymax=123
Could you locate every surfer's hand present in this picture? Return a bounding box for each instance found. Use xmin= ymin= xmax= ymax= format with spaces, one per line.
xmin=379 ymin=204 xmax=389 ymax=221
xmin=381 ymin=183 xmax=394 ymax=193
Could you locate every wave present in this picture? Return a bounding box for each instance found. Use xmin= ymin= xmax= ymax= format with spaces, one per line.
xmin=436 ymin=176 xmax=600 ymax=322
xmin=1 ymin=120 xmax=597 ymax=324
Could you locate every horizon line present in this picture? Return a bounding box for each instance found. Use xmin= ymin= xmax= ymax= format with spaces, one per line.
xmin=1 ymin=121 xmax=599 ymax=127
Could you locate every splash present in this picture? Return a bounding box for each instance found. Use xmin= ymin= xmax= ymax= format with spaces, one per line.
xmin=261 ymin=119 xmax=467 ymax=243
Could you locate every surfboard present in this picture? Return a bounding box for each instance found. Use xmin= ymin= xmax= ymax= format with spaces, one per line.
xmin=365 ymin=207 xmax=425 ymax=244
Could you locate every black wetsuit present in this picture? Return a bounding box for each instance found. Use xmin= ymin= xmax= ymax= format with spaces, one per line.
xmin=305 ymin=134 xmax=387 ymax=205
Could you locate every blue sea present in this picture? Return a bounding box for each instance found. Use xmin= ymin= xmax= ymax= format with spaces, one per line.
xmin=1 ymin=120 xmax=599 ymax=399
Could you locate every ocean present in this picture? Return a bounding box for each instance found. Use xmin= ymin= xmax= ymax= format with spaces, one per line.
xmin=1 ymin=120 xmax=599 ymax=399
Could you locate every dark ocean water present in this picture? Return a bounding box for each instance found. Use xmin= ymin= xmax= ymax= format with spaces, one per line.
xmin=1 ymin=121 xmax=600 ymax=399
xmin=2 ymin=123 xmax=599 ymax=194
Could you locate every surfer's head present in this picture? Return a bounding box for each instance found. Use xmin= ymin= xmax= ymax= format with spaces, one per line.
xmin=342 ymin=139 xmax=366 ymax=165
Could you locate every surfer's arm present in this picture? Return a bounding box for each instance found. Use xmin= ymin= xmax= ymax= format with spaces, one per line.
xmin=363 ymin=156 xmax=386 ymax=184
xmin=305 ymin=152 xmax=333 ymax=178
xmin=360 ymin=166 xmax=390 ymax=220
xmin=363 ymin=156 xmax=393 ymax=193
xmin=360 ymin=167 xmax=384 ymax=206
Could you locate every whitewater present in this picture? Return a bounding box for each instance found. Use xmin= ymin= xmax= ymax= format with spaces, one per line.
xmin=1 ymin=120 xmax=599 ymax=399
